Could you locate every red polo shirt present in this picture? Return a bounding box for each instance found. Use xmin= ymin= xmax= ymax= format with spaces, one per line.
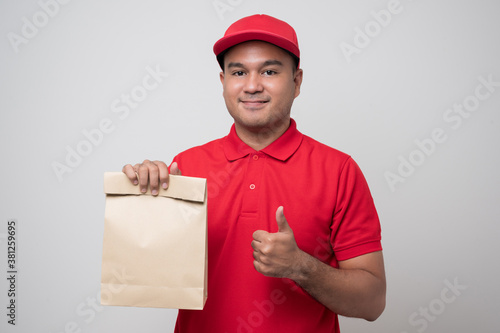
xmin=172 ymin=119 xmax=381 ymax=333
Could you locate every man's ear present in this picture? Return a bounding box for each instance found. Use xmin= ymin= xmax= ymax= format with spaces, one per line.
xmin=294 ymin=68 xmax=303 ymax=98
xmin=219 ymin=71 xmax=225 ymax=86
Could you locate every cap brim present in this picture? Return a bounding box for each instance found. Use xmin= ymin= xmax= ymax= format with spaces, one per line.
xmin=213 ymin=30 xmax=300 ymax=59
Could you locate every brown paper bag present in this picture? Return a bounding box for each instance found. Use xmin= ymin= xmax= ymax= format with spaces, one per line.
xmin=101 ymin=172 xmax=207 ymax=309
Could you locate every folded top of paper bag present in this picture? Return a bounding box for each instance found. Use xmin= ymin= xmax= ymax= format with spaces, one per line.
xmin=103 ymin=172 xmax=206 ymax=203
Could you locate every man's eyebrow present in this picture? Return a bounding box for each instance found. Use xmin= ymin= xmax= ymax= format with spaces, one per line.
xmin=227 ymin=62 xmax=245 ymax=69
xmin=226 ymin=59 xmax=284 ymax=69
xmin=262 ymin=59 xmax=283 ymax=67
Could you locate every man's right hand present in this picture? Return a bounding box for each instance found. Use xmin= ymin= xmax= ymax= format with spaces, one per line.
xmin=122 ymin=160 xmax=181 ymax=196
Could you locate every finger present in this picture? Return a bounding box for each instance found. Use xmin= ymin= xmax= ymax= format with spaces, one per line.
xmin=122 ymin=164 xmax=138 ymax=185
xmin=137 ymin=160 xmax=152 ymax=193
xmin=252 ymin=249 xmax=259 ymax=260
xmin=251 ymin=239 xmax=262 ymax=251
xmin=169 ymin=162 xmax=182 ymax=176
xmin=253 ymin=259 xmax=262 ymax=273
xmin=147 ymin=161 xmax=160 ymax=196
xmin=153 ymin=161 xmax=170 ymax=189
xmin=252 ymin=230 xmax=268 ymax=242
xmin=276 ymin=206 xmax=292 ymax=233
xmin=253 ymin=259 xmax=271 ymax=277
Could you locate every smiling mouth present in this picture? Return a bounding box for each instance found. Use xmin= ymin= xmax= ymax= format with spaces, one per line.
xmin=240 ymin=100 xmax=269 ymax=105
xmin=240 ymin=101 xmax=268 ymax=110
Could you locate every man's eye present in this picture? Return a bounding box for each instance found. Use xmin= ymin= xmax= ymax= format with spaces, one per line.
xmin=232 ymin=71 xmax=245 ymax=76
xmin=263 ymin=70 xmax=276 ymax=76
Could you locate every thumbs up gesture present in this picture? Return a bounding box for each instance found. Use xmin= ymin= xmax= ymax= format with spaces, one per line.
xmin=252 ymin=206 xmax=304 ymax=279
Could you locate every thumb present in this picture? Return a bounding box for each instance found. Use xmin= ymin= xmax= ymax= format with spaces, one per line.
xmin=276 ymin=206 xmax=292 ymax=233
xmin=169 ymin=162 xmax=182 ymax=175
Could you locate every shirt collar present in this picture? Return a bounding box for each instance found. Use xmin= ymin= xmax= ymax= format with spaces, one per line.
xmin=223 ymin=118 xmax=303 ymax=162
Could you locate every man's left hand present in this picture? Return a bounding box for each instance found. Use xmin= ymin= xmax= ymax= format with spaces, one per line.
xmin=252 ymin=206 xmax=304 ymax=279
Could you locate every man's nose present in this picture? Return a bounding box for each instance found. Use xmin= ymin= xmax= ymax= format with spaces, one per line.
xmin=243 ymin=72 xmax=264 ymax=93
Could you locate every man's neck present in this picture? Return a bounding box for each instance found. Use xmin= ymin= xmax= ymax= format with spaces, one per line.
xmin=234 ymin=118 xmax=291 ymax=151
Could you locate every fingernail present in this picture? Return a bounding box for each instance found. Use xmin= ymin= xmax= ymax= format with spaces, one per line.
xmin=141 ymin=187 xmax=146 ymax=193
xmin=162 ymin=183 xmax=168 ymax=189
xmin=152 ymin=189 xmax=158 ymax=195
xmin=133 ymin=180 xmax=138 ymax=185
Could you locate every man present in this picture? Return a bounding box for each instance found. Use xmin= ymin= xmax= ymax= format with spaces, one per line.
xmin=122 ymin=14 xmax=385 ymax=332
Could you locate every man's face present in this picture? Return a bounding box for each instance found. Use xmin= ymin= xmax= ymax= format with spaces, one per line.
xmin=220 ymin=41 xmax=303 ymax=135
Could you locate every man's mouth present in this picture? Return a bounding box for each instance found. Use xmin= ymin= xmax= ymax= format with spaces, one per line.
xmin=240 ymin=99 xmax=269 ymax=106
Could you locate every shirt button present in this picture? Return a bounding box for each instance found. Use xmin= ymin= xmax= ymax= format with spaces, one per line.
xmin=253 ymin=155 xmax=259 ymax=160
xmin=249 ymin=184 xmax=256 ymax=190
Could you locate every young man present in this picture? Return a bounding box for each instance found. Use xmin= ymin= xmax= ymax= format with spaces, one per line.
xmin=123 ymin=14 xmax=385 ymax=332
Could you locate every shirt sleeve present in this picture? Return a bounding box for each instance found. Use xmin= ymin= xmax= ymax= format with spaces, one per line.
xmin=330 ymin=157 xmax=382 ymax=261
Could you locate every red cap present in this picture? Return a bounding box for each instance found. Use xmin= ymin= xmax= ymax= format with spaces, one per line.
xmin=213 ymin=14 xmax=300 ymax=68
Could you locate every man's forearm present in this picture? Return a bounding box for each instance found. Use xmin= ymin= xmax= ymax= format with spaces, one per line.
xmin=288 ymin=250 xmax=386 ymax=321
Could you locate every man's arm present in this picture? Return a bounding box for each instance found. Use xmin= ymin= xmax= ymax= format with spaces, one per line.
xmin=291 ymin=250 xmax=385 ymax=321
xmin=252 ymin=206 xmax=386 ymax=321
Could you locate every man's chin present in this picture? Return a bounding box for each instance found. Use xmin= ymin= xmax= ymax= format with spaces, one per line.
xmin=234 ymin=116 xmax=290 ymax=134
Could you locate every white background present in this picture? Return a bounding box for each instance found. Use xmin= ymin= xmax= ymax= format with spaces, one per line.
xmin=1 ymin=0 xmax=499 ymax=332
